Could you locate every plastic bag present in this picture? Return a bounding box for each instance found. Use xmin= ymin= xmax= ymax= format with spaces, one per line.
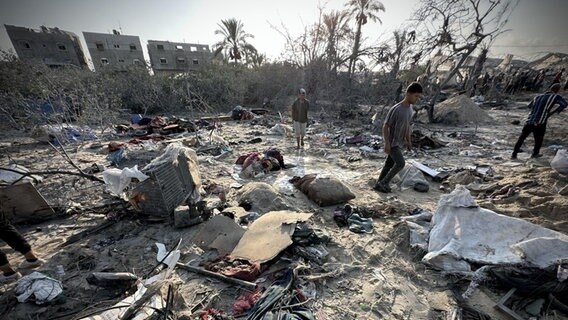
xmin=551 ymin=149 xmax=568 ymax=175
xmin=16 ymin=272 xmax=63 ymax=304
xmin=393 ymin=165 xmax=429 ymax=191
xmin=102 ymin=165 xmax=148 ymax=195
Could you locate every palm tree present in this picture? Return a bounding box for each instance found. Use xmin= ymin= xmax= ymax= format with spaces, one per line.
xmin=214 ymin=18 xmax=257 ymax=63
xmin=345 ymin=0 xmax=385 ymax=78
xmin=322 ymin=10 xmax=351 ymax=74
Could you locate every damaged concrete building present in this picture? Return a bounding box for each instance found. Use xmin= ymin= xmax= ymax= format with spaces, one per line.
xmin=83 ymin=30 xmax=145 ymax=71
xmin=4 ymin=24 xmax=87 ymax=68
xmin=147 ymin=40 xmax=212 ymax=75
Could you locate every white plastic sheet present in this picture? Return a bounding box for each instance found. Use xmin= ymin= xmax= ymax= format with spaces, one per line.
xmin=102 ymin=165 xmax=148 ymax=195
xmin=423 ymin=185 xmax=568 ymax=273
xmin=15 ymin=272 xmax=63 ymax=304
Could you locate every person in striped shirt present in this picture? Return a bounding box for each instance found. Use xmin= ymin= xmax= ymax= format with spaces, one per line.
xmin=512 ymin=83 xmax=567 ymax=159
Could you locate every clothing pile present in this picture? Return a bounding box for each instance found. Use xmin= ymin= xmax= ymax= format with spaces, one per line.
xmin=236 ymin=148 xmax=286 ymax=178
xmin=231 ymin=106 xmax=255 ymax=120
xmin=333 ymin=204 xmax=374 ymax=234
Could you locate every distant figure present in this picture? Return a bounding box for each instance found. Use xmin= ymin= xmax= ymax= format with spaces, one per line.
xmin=512 ymin=83 xmax=567 ymax=159
xmin=1 ymin=211 xmax=45 ymax=283
xmin=291 ymin=88 xmax=309 ymax=149
xmin=374 ymin=82 xmax=423 ymax=193
xmin=262 ymin=97 xmax=272 ymax=109
xmin=553 ymin=68 xmax=565 ymax=84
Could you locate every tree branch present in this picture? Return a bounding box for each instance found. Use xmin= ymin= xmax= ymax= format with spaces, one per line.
xmin=0 ymin=167 xmax=105 ymax=184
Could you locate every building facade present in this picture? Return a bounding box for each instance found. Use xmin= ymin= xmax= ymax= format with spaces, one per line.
xmin=147 ymin=40 xmax=211 ymax=74
xmin=83 ymin=30 xmax=145 ymax=71
xmin=5 ymin=24 xmax=87 ymax=68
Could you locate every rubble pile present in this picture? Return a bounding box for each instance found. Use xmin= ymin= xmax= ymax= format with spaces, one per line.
xmin=431 ymin=94 xmax=493 ymax=125
xmin=1 ymin=91 xmax=568 ymax=320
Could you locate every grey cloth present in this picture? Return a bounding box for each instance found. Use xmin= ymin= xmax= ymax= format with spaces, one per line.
xmin=347 ymin=213 xmax=374 ymax=234
xmin=377 ymin=146 xmax=406 ymax=185
xmin=292 ymin=99 xmax=309 ymax=123
xmin=384 ymin=102 xmax=413 ymax=148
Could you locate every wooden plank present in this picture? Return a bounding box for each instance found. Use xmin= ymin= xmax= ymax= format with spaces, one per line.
xmin=199 ymin=115 xmax=232 ymax=122
xmin=176 ymin=262 xmax=257 ymax=289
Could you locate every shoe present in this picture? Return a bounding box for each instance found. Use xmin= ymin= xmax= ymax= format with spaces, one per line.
xmin=0 ymin=272 xmax=22 ymax=284
xmin=511 ymin=154 xmax=517 ymax=160
xmin=19 ymin=258 xmax=45 ymax=270
xmin=530 ymin=154 xmax=543 ymax=158
xmin=373 ymin=183 xmax=391 ymax=193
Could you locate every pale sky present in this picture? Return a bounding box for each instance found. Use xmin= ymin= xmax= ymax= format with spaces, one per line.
xmin=1 ymin=0 xmax=567 ymax=65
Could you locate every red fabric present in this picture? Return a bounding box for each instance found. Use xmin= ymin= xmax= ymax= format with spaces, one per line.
xmin=203 ymin=257 xmax=262 ymax=282
xmin=235 ymin=154 xmax=250 ymax=165
xmin=242 ymin=152 xmax=260 ymax=170
xmin=241 ymin=109 xmax=255 ymax=120
xmin=200 ymin=308 xmax=225 ymax=320
xmin=221 ymin=262 xmax=262 ymax=282
xmin=150 ymin=116 xmax=167 ymax=127
xmin=233 ymin=288 xmax=263 ymax=314
xmin=108 ymin=142 xmax=125 ymax=152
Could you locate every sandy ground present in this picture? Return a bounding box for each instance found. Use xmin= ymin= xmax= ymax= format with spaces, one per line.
xmin=0 ymin=94 xmax=567 ymax=320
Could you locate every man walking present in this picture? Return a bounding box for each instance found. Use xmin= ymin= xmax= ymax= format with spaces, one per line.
xmin=1 ymin=211 xmax=45 ymax=283
xmin=512 ymin=83 xmax=567 ymax=159
xmin=291 ymin=88 xmax=309 ymax=149
xmin=374 ymin=82 xmax=423 ymax=193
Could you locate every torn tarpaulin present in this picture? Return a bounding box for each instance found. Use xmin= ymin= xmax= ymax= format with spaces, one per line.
xmin=423 ymin=185 xmax=568 ymax=273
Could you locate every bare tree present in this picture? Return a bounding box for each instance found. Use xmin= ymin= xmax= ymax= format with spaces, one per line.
xmin=413 ymin=0 xmax=519 ymax=122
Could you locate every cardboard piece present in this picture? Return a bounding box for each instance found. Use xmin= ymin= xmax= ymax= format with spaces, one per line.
xmin=231 ymin=211 xmax=313 ymax=263
xmin=0 ymin=183 xmax=55 ymax=224
xmin=192 ymin=215 xmax=245 ymax=255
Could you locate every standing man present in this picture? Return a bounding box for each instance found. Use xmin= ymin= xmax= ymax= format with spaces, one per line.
xmin=374 ymin=82 xmax=423 ymax=193
xmin=1 ymin=211 xmax=45 ymax=283
xmin=291 ymin=88 xmax=309 ymax=149
xmin=512 ymin=83 xmax=567 ymax=159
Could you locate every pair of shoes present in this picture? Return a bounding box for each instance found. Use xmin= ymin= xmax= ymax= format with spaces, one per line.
xmin=373 ymin=183 xmax=391 ymax=193
xmin=19 ymin=258 xmax=46 ymax=270
xmin=0 ymin=272 xmax=22 ymax=284
xmin=530 ymin=154 xmax=543 ymax=158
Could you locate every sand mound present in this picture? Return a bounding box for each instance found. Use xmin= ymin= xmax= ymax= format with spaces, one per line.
xmin=433 ymin=95 xmax=492 ymax=125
